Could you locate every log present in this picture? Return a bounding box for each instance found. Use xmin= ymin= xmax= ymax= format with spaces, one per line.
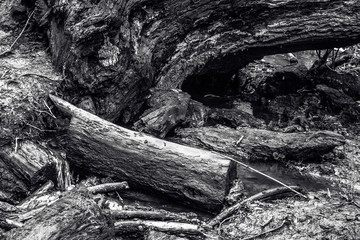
xmin=49 ymin=94 xmax=237 ymax=211
xmin=35 ymin=0 xmax=360 ymax=123
xmin=173 ymin=126 xmax=345 ymax=162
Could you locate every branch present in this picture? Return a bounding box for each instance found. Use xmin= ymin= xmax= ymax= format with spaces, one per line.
xmin=87 ymin=182 xmax=129 ymax=194
xmin=207 ymin=186 xmax=303 ymax=228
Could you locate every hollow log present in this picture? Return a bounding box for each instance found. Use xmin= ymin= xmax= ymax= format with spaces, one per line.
xmin=35 ymin=0 xmax=360 ymax=123
xmin=49 ymin=94 xmax=237 ymax=212
xmin=173 ymin=126 xmax=345 ymax=162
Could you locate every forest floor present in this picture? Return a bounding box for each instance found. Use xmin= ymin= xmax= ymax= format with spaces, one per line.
xmin=1 ymin=18 xmax=360 ymax=240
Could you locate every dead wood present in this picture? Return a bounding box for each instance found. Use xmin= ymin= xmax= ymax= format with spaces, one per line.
xmin=5 ymin=190 xmax=115 ymax=240
xmin=109 ymin=209 xmax=192 ymax=222
xmin=208 ymin=186 xmax=303 ymax=228
xmin=34 ymin=0 xmax=360 ymax=123
xmin=114 ymin=220 xmax=202 ymax=236
xmin=49 ymin=94 xmax=237 ymax=211
xmin=173 ymin=126 xmax=345 ymax=162
xmin=87 ymin=182 xmax=129 ymax=194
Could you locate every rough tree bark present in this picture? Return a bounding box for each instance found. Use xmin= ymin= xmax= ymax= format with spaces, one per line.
xmin=49 ymin=94 xmax=237 ymax=212
xmin=33 ymin=0 xmax=360 ymax=123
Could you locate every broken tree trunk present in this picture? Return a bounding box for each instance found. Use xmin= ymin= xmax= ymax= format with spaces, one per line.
xmin=49 ymin=94 xmax=237 ymax=212
xmin=0 ymin=141 xmax=60 ymax=204
xmin=34 ymin=0 xmax=360 ymax=123
xmin=173 ymin=126 xmax=345 ymax=162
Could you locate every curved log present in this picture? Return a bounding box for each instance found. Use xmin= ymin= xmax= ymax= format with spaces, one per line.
xmin=34 ymin=0 xmax=360 ymax=122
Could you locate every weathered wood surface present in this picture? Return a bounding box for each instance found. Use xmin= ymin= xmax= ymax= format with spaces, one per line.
xmin=5 ymin=190 xmax=114 ymax=240
xmin=34 ymin=0 xmax=360 ymax=123
xmin=173 ymin=126 xmax=345 ymax=162
xmin=0 ymin=141 xmax=58 ymax=204
xmin=49 ymin=94 xmax=236 ymax=211
xmin=134 ymin=89 xmax=191 ymax=138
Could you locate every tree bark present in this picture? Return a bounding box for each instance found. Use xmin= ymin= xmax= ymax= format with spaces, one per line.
xmin=172 ymin=126 xmax=345 ymax=162
xmin=36 ymin=0 xmax=360 ymax=123
xmin=49 ymin=94 xmax=237 ymax=212
xmin=5 ymin=190 xmax=114 ymax=240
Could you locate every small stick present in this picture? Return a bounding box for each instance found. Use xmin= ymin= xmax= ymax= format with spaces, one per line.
xmin=208 ymin=186 xmax=302 ymax=228
xmin=43 ymin=100 xmax=57 ymax=118
xmin=1 ymin=69 xmax=10 ymax=79
xmin=242 ymin=219 xmax=287 ymax=240
xmin=0 ymin=10 xmax=35 ymax=57
xmin=24 ymin=122 xmax=57 ymax=132
xmin=217 ymin=152 xmax=308 ymax=199
xmin=235 ymin=135 xmax=244 ymax=146
xmin=14 ymin=137 xmax=19 ymax=153
xmin=10 ymin=10 xmax=35 ymax=50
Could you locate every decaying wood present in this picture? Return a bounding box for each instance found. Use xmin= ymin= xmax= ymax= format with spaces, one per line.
xmin=109 ymin=209 xmax=192 ymax=222
xmin=49 ymin=94 xmax=237 ymax=211
xmin=114 ymin=220 xmax=202 ymax=236
xmin=173 ymin=126 xmax=345 ymax=162
xmin=87 ymin=182 xmax=129 ymax=195
xmin=208 ymin=186 xmax=303 ymax=228
xmin=134 ymin=89 xmax=191 ymax=138
xmin=5 ymin=190 xmax=114 ymax=240
xmin=17 ymin=181 xmax=54 ymax=210
xmin=0 ymin=141 xmax=58 ymax=204
xmin=34 ymin=0 xmax=360 ymax=123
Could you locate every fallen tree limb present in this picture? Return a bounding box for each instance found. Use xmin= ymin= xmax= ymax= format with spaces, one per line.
xmin=114 ymin=220 xmax=202 ymax=236
xmin=208 ymin=186 xmax=303 ymax=228
xmin=49 ymin=94 xmax=237 ymax=211
xmin=87 ymin=182 xmax=129 ymax=194
xmin=174 ymin=126 xmax=345 ymax=162
xmin=109 ymin=210 xmax=192 ymax=222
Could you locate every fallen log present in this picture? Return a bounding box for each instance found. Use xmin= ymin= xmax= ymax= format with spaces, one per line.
xmin=49 ymin=94 xmax=237 ymax=212
xmin=173 ymin=126 xmax=345 ymax=162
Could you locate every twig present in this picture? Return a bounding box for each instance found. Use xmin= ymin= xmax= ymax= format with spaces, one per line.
xmin=14 ymin=137 xmax=19 ymax=153
xmin=235 ymin=135 xmax=244 ymax=146
xmin=0 ymin=10 xmax=35 ymax=57
xmin=24 ymin=122 xmax=56 ymax=132
xmin=208 ymin=186 xmax=303 ymax=228
xmin=217 ymin=153 xmax=308 ymax=199
xmin=242 ymin=219 xmax=287 ymax=240
xmin=43 ymin=100 xmax=57 ymax=118
xmin=1 ymin=69 xmax=10 ymax=79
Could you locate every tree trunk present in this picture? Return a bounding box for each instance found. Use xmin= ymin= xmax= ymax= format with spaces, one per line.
xmin=49 ymin=94 xmax=237 ymax=212
xmin=172 ymin=126 xmax=345 ymax=162
xmin=34 ymin=0 xmax=360 ymax=123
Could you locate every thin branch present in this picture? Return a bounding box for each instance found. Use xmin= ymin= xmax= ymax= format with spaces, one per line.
xmin=208 ymin=186 xmax=303 ymax=228
xmin=242 ymin=219 xmax=287 ymax=240
xmin=0 ymin=10 xmax=35 ymax=57
xmin=217 ymin=153 xmax=308 ymax=199
xmin=24 ymin=122 xmax=57 ymax=132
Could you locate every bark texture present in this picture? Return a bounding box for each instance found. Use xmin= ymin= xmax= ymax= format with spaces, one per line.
xmin=5 ymin=190 xmax=114 ymax=240
xmin=35 ymin=0 xmax=360 ymax=123
xmin=49 ymin=94 xmax=236 ymax=211
xmin=173 ymin=126 xmax=346 ymax=162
